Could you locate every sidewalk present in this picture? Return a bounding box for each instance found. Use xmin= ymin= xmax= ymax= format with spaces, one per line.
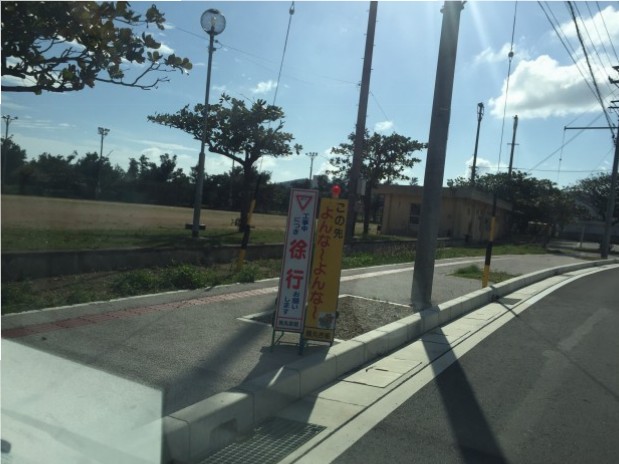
xmin=1 ymin=254 xmax=614 ymax=463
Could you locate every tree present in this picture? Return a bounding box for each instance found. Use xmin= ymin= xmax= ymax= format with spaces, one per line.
xmin=329 ymin=130 xmax=426 ymax=235
xmin=448 ymin=171 xmax=575 ymax=236
xmin=1 ymin=1 xmax=191 ymax=94
xmin=568 ymin=173 xmax=619 ymax=225
xmin=148 ymin=94 xmax=302 ymax=230
xmin=1 ymin=138 xmax=27 ymax=188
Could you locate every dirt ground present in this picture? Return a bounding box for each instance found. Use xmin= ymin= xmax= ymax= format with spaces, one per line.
xmin=253 ymin=295 xmax=413 ymax=341
xmin=1 ymin=195 xmax=287 ymax=230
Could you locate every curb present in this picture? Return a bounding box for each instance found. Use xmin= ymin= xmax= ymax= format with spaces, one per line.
xmin=162 ymin=258 xmax=618 ymax=464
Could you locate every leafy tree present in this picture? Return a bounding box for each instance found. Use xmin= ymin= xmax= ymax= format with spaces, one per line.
xmin=148 ymin=94 xmax=302 ymax=231
xmin=1 ymin=138 xmax=27 ymax=188
xmin=1 ymin=1 xmax=192 ymax=94
xmin=329 ymin=130 xmax=426 ymax=235
xmin=125 ymin=153 xmax=192 ymax=205
xmin=19 ymin=152 xmax=81 ymax=197
xmin=448 ymin=171 xmax=575 ymax=235
xmin=568 ymin=173 xmax=618 ymax=225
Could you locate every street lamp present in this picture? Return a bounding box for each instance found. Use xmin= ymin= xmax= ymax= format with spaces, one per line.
xmin=97 ymin=127 xmax=110 ymax=199
xmin=470 ymin=102 xmax=484 ymax=186
xmin=191 ymin=8 xmax=226 ymax=238
xmin=2 ymin=115 xmax=18 ymax=192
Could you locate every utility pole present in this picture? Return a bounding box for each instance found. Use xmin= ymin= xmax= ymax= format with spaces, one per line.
xmin=411 ymin=1 xmax=465 ymax=310
xmin=602 ymin=122 xmax=618 ymax=258
xmin=507 ymin=115 xmax=519 ymax=177
xmin=347 ymin=0 xmax=378 ymax=243
xmin=2 ymin=115 xmax=18 ymax=192
xmin=306 ymin=152 xmax=318 ymax=187
xmin=470 ymin=103 xmax=484 ymax=185
xmin=564 ymin=124 xmax=617 ymax=259
xmin=96 ymin=127 xmax=110 ymax=200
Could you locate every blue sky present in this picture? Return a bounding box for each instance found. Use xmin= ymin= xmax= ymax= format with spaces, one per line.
xmin=1 ymin=1 xmax=618 ymax=189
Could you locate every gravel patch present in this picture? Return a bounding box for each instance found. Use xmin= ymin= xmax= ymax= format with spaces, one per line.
xmin=250 ymin=295 xmax=414 ymax=341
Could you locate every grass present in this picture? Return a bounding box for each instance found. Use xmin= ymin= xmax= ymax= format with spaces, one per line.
xmin=1 ymin=261 xmax=274 ymax=315
xmin=1 ymin=243 xmax=546 ymax=315
xmin=451 ymin=264 xmax=519 ymax=283
xmin=1 ymin=194 xmax=552 ymax=314
xmin=1 ymin=227 xmax=288 ymax=251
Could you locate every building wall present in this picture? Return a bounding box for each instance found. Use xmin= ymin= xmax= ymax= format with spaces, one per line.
xmin=379 ymin=187 xmax=510 ymax=242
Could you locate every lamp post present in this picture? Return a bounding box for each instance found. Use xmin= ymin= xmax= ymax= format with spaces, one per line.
xmin=2 ymin=115 xmax=18 ymax=192
xmin=192 ymin=8 xmax=226 ymax=238
xmin=307 ymin=152 xmax=318 ymax=187
xmin=97 ymin=127 xmax=109 ymax=199
xmin=470 ymin=102 xmax=484 ymax=185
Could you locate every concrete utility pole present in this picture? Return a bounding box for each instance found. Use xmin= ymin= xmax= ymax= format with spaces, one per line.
xmin=2 ymin=115 xmax=18 ymax=191
xmin=564 ymin=123 xmax=618 ymax=259
xmin=411 ymin=1 xmax=464 ymax=310
xmin=602 ymin=119 xmax=618 ymax=259
xmin=346 ymin=0 xmax=378 ymax=243
xmin=507 ymin=115 xmax=519 ymax=178
xmin=306 ymin=152 xmax=318 ymax=187
xmin=96 ymin=127 xmax=110 ymax=199
xmin=470 ymin=103 xmax=484 ymax=185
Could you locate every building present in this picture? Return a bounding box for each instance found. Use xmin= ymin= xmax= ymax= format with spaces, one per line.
xmin=375 ymin=185 xmax=512 ymax=242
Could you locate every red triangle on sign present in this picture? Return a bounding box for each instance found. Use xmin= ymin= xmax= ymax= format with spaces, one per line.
xmin=296 ymin=194 xmax=313 ymax=211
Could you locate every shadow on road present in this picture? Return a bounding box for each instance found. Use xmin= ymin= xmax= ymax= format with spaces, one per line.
xmin=423 ymin=331 xmax=508 ymax=463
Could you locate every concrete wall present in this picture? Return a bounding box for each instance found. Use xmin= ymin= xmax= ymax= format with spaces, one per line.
xmin=2 ymin=239 xmax=452 ymax=282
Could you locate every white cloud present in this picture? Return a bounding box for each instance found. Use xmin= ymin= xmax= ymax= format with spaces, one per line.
xmin=474 ymin=43 xmax=513 ymax=65
xmin=473 ymin=42 xmax=530 ymax=66
xmin=251 ymin=80 xmax=277 ymax=94
xmin=560 ymin=5 xmax=619 ymax=51
xmin=156 ymin=43 xmax=174 ymax=55
xmin=488 ymin=55 xmax=603 ymax=120
xmin=134 ymin=140 xmax=194 ymax=151
xmin=463 ymin=156 xmax=508 ymax=179
xmin=374 ymin=120 xmax=394 ymax=133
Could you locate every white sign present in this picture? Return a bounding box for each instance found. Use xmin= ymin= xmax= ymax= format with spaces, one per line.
xmin=274 ymin=189 xmax=319 ymax=333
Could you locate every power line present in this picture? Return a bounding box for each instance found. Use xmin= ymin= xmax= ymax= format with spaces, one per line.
xmin=539 ymin=2 xmax=598 ymax=100
xmin=369 ymin=91 xmax=391 ymax=123
xmin=526 ymin=112 xmax=605 ymax=172
xmin=596 ymin=2 xmax=619 ymax=62
xmin=567 ymin=1 xmax=614 ymax=140
xmin=272 ymin=1 xmax=295 ymax=107
xmin=496 ymin=1 xmax=518 ymax=172
xmin=573 ymin=2 xmax=616 ymax=97
xmin=585 ymin=2 xmax=615 ymax=71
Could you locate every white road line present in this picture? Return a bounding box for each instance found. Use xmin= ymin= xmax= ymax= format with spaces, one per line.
xmin=290 ymin=264 xmax=618 ymax=464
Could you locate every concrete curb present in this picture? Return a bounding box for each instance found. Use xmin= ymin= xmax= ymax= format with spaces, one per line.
xmin=162 ymin=258 xmax=618 ymax=463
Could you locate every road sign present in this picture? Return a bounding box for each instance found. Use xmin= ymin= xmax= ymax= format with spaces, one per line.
xmin=273 ymin=189 xmax=319 ymax=333
xmin=303 ymin=198 xmax=348 ymax=343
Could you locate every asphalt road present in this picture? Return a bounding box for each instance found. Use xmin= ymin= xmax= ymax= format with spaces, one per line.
xmin=1 ymin=254 xmax=586 ymax=417
xmin=332 ymin=267 xmax=619 ymax=464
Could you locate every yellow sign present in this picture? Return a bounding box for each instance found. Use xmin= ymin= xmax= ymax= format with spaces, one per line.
xmin=303 ymin=198 xmax=348 ymax=343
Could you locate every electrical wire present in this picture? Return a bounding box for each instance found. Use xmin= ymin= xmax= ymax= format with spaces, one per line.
xmin=272 ymin=1 xmax=295 ymax=107
xmin=596 ymin=2 xmax=619 ymax=62
xmin=567 ymin=1 xmax=615 ymax=141
xmin=572 ymin=2 xmax=616 ymax=98
xmin=538 ymin=2 xmax=597 ymax=99
xmin=586 ymin=2 xmax=615 ymax=71
xmin=527 ymin=112 xmax=606 ymax=172
xmin=496 ymin=1 xmax=518 ymax=172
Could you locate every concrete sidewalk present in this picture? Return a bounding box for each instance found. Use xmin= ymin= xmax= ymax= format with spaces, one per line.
xmin=1 ymin=254 xmax=614 ymax=463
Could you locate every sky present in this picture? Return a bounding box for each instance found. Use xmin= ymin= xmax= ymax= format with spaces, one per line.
xmin=1 ymin=0 xmax=619 ymax=190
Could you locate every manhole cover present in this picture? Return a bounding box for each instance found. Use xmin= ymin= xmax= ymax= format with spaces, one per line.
xmin=200 ymin=417 xmax=325 ymax=464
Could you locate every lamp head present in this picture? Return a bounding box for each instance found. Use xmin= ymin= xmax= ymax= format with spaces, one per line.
xmin=201 ymin=9 xmax=226 ymax=35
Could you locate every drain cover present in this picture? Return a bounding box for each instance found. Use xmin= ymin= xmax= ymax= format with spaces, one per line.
xmin=200 ymin=417 xmax=326 ymax=464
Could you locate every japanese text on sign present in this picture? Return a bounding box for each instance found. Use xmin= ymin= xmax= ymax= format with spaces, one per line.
xmin=274 ymin=189 xmax=319 ymax=333
xmin=303 ymin=198 xmax=348 ymax=343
